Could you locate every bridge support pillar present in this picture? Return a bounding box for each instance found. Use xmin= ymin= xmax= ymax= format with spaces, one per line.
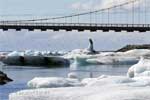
xmin=16 ymin=29 xmax=21 ymax=31
xmin=139 ymin=30 xmax=146 ymax=32
xmin=53 ymin=29 xmax=59 ymax=31
xmin=103 ymin=29 xmax=109 ymax=32
xmin=127 ymin=30 xmax=134 ymax=32
xmin=90 ymin=30 xmax=97 ymax=32
xmin=41 ymin=29 xmax=47 ymax=31
xmin=28 ymin=29 xmax=34 ymax=31
xmin=78 ymin=29 xmax=84 ymax=32
xmin=115 ymin=30 xmax=121 ymax=32
xmin=66 ymin=29 xmax=72 ymax=31
xmin=3 ymin=28 xmax=8 ymax=31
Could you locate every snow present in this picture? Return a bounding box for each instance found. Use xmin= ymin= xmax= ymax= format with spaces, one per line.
xmin=123 ymin=49 xmax=150 ymax=57
xmin=7 ymin=50 xmax=66 ymax=57
xmin=66 ymin=53 xmax=138 ymax=66
xmin=67 ymin=72 xmax=78 ymax=79
xmin=7 ymin=49 xmax=150 ymax=66
xmin=7 ymin=51 xmax=24 ymax=57
xmin=64 ymin=49 xmax=150 ymax=66
xmin=8 ymin=49 xmax=150 ymax=100
xmin=127 ymin=57 xmax=150 ymax=78
xmin=9 ymin=75 xmax=150 ymax=100
xmin=27 ymin=77 xmax=82 ymax=88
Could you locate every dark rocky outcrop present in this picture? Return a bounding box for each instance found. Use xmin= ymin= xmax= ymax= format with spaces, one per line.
xmin=2 ymin=56 xmax=70 ymax=67
xmin=116 ymin=44 xmax=150 ymax=52
xmin=0 ymin=71 xmax=13 ymax=85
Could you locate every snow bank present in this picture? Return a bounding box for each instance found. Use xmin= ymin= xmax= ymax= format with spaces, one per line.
xmin=27 ymin=77 xmax=82 ymax=88
xmin=9 ymin=75 xmax=150 ymax=100
xmin=127 ymin=57 xmax=150 ymax=78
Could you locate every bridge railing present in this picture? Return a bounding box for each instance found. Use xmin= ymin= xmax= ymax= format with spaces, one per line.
xmin=0 ymin=21 xmax=150 ymax=28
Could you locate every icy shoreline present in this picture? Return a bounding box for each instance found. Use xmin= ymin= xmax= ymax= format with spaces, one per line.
xmin=9 ymin=75 xmax=150 ymax=100
xmin=8 ymin=49 xmax=150 ymax=100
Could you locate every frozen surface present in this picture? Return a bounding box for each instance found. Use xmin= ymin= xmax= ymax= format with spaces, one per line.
xmin=9 ymin=75 xmax=150 ymax=100
xmin=64 ymin=49 xmax=150 ymax=65
xmin=7 ymin=49 xmax=150 ymax=66
xmin=27 ymin=77 xmax=82 ymax=88
xmin=8 ymin=49 xmax=150 ymax=100
xmin=127 ymin=57 xmax=150 ymax=78
xmin=7 ymin=50 xmax=66 ymax=57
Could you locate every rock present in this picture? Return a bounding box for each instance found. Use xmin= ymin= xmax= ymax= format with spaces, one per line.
xmin=117 ymin=44 xmax=150 ymax=52
xmin=0 ymin=71 xmax=13 ymax=85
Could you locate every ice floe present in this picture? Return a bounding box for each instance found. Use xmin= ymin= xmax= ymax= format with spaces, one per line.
xmin=8 ymin=49 xmax=150 ymax=100
xmin=127 ymin=57 xmax=150 ymax=78
xmin=9 ymin=75 xmax=150 ymax=100
xmin=7 ymin=51 xmax=24 ymax=57
xmin=27 ymin=77 xmax=82 ymax=88
xmin=64 ymin=49 xmax=150 ymax=66
xmin=6 ymin=49 xmax=150 ymax=66
xmin=2 ymin=50 xmax=70 ymax=66
xmin=6 ymin=50 xmax=67 ymax=57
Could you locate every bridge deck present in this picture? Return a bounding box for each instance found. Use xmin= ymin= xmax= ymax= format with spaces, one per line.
xmin=0 ymin=22 xmax=150 ymax=32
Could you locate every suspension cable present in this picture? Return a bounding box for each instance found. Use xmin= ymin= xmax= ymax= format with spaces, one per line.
xmin=0 ymin=0 xmax=139 ymax=23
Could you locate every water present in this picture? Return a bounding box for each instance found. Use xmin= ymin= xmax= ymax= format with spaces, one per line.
xmin=0 ymin=64 xmax=131 ymax=100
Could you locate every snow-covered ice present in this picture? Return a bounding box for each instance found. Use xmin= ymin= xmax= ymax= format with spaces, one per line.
xmin=6 ymin=50 xmax=66 ymax=57
xmin=9 ymin=75 xmax=150 ymax=100
xmin=64 ymin=49 xmax=148 ymax=65
xmin=127 ymin=57 xmax=150 ymax=78
xmin=8 ymin=49 xmax=150 ymax=100
xmin=27 ymin=77 xmax=82 ymax=88
xmin=7 ymin=49 xmax=150 ymax=66
xmin=7 ymin=51 xmax=24 ymax=57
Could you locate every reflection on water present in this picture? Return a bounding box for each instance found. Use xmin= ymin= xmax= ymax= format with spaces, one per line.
xmin=0 ymin=64 xmax=131 ymax=100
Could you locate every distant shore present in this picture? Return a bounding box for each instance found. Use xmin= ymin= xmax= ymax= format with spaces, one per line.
xmin=116 ymin=44 xmax=150 ymax=52
xmin=0 ymin=44 xmax=150 ymax=53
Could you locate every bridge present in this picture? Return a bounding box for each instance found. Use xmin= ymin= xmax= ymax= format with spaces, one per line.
xmin=0 ymin=0 xmax=150 ymax=32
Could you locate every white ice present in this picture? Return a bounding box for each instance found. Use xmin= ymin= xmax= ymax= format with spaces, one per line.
xmin=9 ymin=75 xmax=150 ymax=100
xmin=7 ymin=51 xmax=24 ymax=57
xmin=127 ymin=56 xmax=150 ymax=78
xmin=9 ymin=49 xmax=150 ymax=100
xmin=64 ymin=49 xmax=150 ymax=65
xmin=7 ymin=50 xmax=67 ymax=57
xmin=27 ymin=77 xmax=82 ymax=88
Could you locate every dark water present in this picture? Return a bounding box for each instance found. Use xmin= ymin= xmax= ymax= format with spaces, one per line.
xmin=0 ymin=64 xmax=131 ymax=100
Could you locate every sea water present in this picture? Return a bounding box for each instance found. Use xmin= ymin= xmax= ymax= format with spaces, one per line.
xmin=0 ymin=64 xmax=131 ymax=100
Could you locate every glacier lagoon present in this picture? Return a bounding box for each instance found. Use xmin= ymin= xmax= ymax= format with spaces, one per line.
xmin=0 ymin=64 xmax=131 ymax=100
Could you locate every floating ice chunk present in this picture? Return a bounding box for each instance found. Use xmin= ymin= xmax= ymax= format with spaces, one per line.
xmin=86 ymin=76 xmax=134 ymax=87
xmin=127 ymin=57 xmax=150 ymax=78
xmin=7 ymin=51 xmax=24 ymax=57
xmin=10 ymin=75 xmax=150 ymax=100
xmin=81 ymin=78 xmax=97 ymax=85
xmin=68 ymin=72 xmax=78 ymax=79
xmin=86 ymin=56 xmax=138 ymax=65
xmin=33 ymin=51 xmax=42 ymax=56
xmin=27 ymin=77 xmax=82 ymax=88
xmin=65 ymin=49 xmax=142 ymax=66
